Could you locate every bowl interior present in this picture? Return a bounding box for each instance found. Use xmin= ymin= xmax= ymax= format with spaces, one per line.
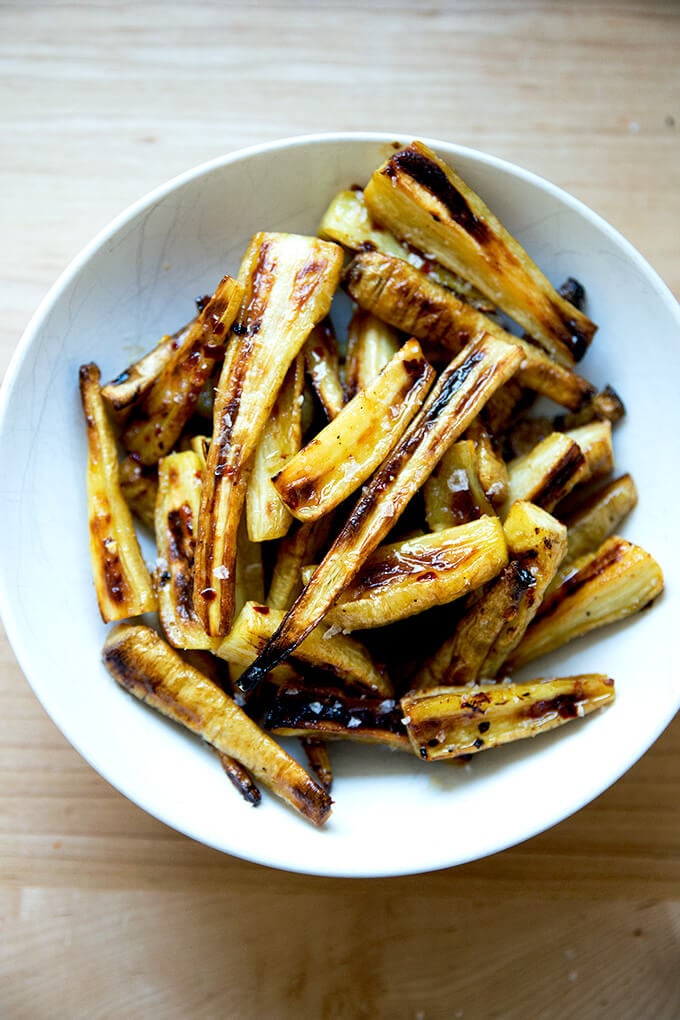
xmin=1 ymin=134 xmax=678 ymax=876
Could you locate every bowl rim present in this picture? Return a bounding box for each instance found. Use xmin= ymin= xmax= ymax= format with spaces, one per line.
xmin=1 ymin=131 xmax=679 ymax=877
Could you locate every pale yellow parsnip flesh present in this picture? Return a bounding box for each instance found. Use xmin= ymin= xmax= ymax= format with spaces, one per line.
xmin=317 ymin=516 xmax=507 ymax=631
xmin=273 ymin=338 xmax=434 ymax=523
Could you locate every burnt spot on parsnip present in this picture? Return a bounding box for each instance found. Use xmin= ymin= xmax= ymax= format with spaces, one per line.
xmin=385 ymin=146 xmax=490 ymax=245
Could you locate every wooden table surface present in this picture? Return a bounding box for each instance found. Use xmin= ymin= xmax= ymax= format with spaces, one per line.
xmin=1 ymin=2 xmax=679 ymax=1017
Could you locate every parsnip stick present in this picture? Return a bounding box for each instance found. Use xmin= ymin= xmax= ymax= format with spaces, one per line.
xmin=79 ymin=363 xmax=156 ymax=623
xmin=274 ymin=339 xmax=434 ymax=523
xmin=218 ymin=602 xmax=392 ymax=697
xmin=193 ymin=232 xmax=343 ymax=637
xmin=304 ymin=320 xmax=345 ymax=421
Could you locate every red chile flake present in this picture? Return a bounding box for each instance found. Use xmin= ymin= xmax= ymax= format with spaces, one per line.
xmin=200 ymin=586 xmax=217 ymax=602
xmin=253 ymin=605 xmax=270 ymax=615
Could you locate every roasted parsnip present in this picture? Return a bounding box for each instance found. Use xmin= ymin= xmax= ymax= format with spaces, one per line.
xmin=345 ymin=308 xmax=401 ymax=397
xmin=218 ymin=601 xmax=392 ymax=696
xmin=316 ymin=516 xmax=508 ymax=631
xmin=508 ymin=536 xmax=664 ymax=669
xmin=79 ymin=363 xmax=157 ymax=622
xmin=234 ymin=517 xmax=266 ymax=619
xmin=555 ymin=384 xmax=626 ymax=431
xmin=246 ymin=353 xmax=305 ymax=542
xmin=503 ymin=432 xmax=587 ymax=515
xmin=363 ymin=140 xmax=597 ymax=364
xmin=103 ymin=623 xmax=331 ymax=825
xmin=303 ymin=320 xmax=345 ymax=421
xmin=465 ymin=418 xmax=509 ymax=511
xmin=414 ymin=501 xmax=567 ymax=688
xmin=122 ymin=275 xmax=243 ymax=464
xmin=266 ymin=685 xmax=408 ymax=750
xmin=478 ymin=501 xmax=567 ymax=678
xmin=118 ymin=455 xmax=158 ymax=531
xmin=502 ymin=388 xmax=625 ymax=461
xmin=343 ymin=250 xmax=596 ymax=411
xmin=236 ymin=332 xmax=522 ymax=694
xmin=562 ymin=473 xmax=638 ymax=565
xmin=155 ymin=450 xmax=217 ymax=650
xmin=401 ymin=674 xmax=615 ymax=761
xmin=273 ymin=339 xmax=434 ymax=523
xmin=193 ymin=232 xmax=343 ymax=637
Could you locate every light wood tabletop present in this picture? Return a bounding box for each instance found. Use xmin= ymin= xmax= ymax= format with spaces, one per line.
xmin=1 ymin=2 xmax=679 ymax=1017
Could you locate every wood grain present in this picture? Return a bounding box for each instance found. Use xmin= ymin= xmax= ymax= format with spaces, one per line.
xmin=1 ymin=2 xmax=679 ymax=1017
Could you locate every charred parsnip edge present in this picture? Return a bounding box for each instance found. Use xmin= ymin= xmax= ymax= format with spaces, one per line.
xmin=267 ymin=686 xmax=408 ymax=750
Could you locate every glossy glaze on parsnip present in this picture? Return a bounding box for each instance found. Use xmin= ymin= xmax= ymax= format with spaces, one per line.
xmin=266 ymin=685 xmax=409 ymax=750
xmin=317 ymin=516 xmax=508 ymax=631
xmin=401 ymin=674 xmax=615 ymax=760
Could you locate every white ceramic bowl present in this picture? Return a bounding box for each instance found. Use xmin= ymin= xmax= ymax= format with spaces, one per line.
xmin=1 ymin=133 xmax=678 ymax=877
